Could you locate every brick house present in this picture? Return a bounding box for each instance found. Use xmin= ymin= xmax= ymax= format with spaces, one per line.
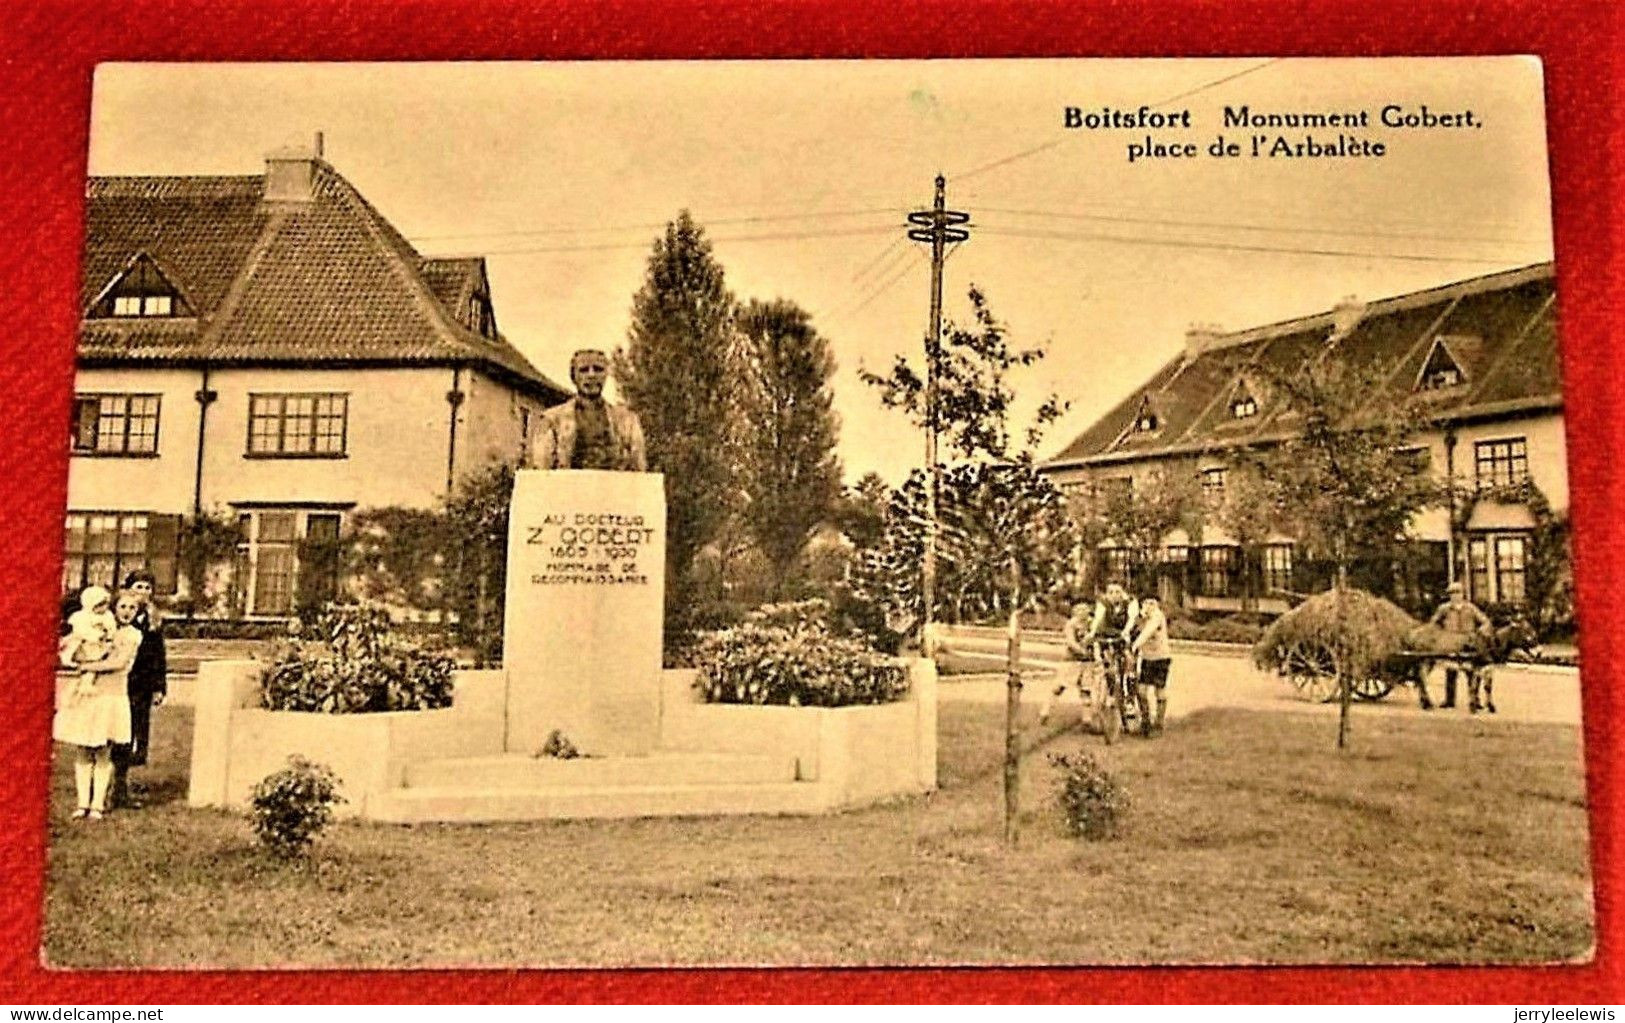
xmin=1039 ymin=262 xmax=1566 ymax=619
xmin=66 ymin=142 xmax=568 ymax=616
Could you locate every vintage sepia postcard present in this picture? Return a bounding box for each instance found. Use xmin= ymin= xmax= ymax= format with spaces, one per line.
xmin=39 ymin=56 xmax=1590 ymax=975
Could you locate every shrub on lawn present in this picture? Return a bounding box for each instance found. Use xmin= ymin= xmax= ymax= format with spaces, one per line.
xmin=1049 ymin=751 xmax=1129 ymax=840
xmin=1253 ymin=587 xmax=1418 ymax=676
xmin=261 ymin=603 xmax=455 ymax=713
xmin=249 ymin=755 xmax=345 ymax=859
xmin=693 ymin=599 xmax=909 ymax=707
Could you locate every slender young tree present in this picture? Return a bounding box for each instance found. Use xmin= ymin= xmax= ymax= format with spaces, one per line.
xmin=860 ymin=285 xmax=1071 ymax=843
xmin=615 ymin=212 xmax=740 ymax=641
xmin=736 ymin=299 xmax=842 ymax=597
xmin=1256 ymin=358 xmax=1443 ymax=749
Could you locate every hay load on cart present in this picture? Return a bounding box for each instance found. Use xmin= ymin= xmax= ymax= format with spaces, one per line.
xmin=1253 ymin=588 xmax=1457 ymax=703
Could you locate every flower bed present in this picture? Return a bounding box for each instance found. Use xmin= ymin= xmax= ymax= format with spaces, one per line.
xmin=692 ymin=600 xmax=908 ymax=707
xmin=260 ymin=604 xmax=454 ymax=713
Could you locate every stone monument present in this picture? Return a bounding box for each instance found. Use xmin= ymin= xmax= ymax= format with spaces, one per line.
xmin=503 ymin=469 xmax=664 ymax=756
xmin=503 ymin=348 xmax=660 ymax=756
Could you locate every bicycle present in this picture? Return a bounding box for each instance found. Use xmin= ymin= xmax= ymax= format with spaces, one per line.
xmin=1091 ymin=636 xmax=1137 ymax=744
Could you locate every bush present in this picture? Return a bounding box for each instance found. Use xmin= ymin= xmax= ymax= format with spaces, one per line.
xmin=693 ymin=599 xmax=909 ymax=707
xmin=1253 ymin=587 xmax=1418 ymax=676
xmin=261 ymin=603 xmax=455 ymax=713
xmin=1049 ymin=751 xmax=1129 ymax=840
xmin=249 ymin=756 xmax=345 ymax=859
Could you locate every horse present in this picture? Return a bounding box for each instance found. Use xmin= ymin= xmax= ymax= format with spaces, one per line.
xmin=1413 ymin=616 xmax=1541 ymax=713
xmin=1462 ymin=617 xmax=1542 ymax=714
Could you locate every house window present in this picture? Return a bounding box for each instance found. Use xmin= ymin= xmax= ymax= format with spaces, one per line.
xmin=247 ymin=393 xmax=348 ymax=457
xmin=1262 ymin=544 xmax=1293 ymax=595
xmin=1230 ymin=396 xmax=1257 ymax=419
xmin=1200 ymin=546 xmax=1235 ymax=597
xmin=1417 ymin=338 xmax=1469 ymax=391
xmin=467 ymin=293 xmax=497 ymax=339
xmin=1423 ymin=366 xmax=1461 ymax=390
xmin=1160 ymin=545 xmax=1188 ymax=565
xmin=1474 ymin=437 xmax=1528 ymax=489
xmin=71 ymin=394 xmax=160 ymax=455
xmin=1133 ymin=412 xmax=1159 ymax=433
xmin=89 ymin=255 xmax=190 ymax=319
xmin=236 ymin=508 xmax=346 ymax=616
xmin=62 ymin=511 xmax=179 ymax=595
xmin=1493 ymin=535 xmax=1528 ymax=605
xmin=1200 ymin=467 xmax=1227 ymax=502
xmin=1465 ymin=532 xmax=1530 ymax=605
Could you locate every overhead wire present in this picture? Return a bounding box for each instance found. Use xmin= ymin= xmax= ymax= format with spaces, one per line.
xmin=974 ymin=206 xmax=1546 ymax=249
xmin=408 ymin=206 xmax=906 ymax=243
xmin=973 ymin=225 xmax=1523 ymax=265
xmin=478 ymin=224 xmax=898 ymax=256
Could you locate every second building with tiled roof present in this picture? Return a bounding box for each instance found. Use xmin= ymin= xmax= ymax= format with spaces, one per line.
xmin=1040 ymin=262 xmax=1566 ymax=618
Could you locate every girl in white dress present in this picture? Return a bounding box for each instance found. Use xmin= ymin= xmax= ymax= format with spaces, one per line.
xmin=54 ymin=589 xmax=142 ymax=819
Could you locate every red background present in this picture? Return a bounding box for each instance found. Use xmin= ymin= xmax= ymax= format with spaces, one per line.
xmin=0 ymin=0 xmax=1620 ymax=1004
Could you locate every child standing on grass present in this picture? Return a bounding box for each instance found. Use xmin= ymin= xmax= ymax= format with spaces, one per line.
xmin=54 ymin=589 xmax=143 ymax=820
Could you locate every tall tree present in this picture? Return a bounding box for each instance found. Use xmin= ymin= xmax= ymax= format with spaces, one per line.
xmin=736 ymin=299 xmax=842 ymax=597
xmin=1255 ymin=358 xmax=1443 ymax=748
xmin=615 ymin=212 xmax=740 ymax=639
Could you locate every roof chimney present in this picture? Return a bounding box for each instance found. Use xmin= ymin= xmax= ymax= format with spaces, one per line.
xmin=263 ymin=133 xmax=323 ymax=204
xmin=1184 ymin=322 xmax=1224 ymax=359
xmin=1330 ymin=294 xmax=1366 ymax=338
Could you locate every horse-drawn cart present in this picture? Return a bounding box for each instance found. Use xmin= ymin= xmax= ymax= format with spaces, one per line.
xmin=1279 ymin=620 xmax=1538 ymax=708
xmin=1281 ymin=646 xmax=1436 ymax=704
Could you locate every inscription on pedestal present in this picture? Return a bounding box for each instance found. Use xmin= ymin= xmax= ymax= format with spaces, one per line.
xmin=503 ymin=470 xmax=666 ymax=757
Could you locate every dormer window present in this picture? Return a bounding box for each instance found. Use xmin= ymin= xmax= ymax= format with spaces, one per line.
xmin=1424 ymin=366 xmax=1461 ymax=390
xmin=1227 ymin=379 xmax=1261 ymax=420
xmin=467 ymin=292 xmax=497 ymax=339
xmin=1415 ymin=336 xmax=1471 ymax=392
xmin=89 ymin=254 xmax=191 ymax=319
xmin=1127 ymin=394 xmax=1161 ymax=435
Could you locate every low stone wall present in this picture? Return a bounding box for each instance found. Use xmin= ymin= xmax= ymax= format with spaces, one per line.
xmin=658 ymin=658 xmax=938 ymax=810
xmin=189 ymin=657 xmax=937 ymax=820
xmin=187 ymin=661 xmax=506 ymax=817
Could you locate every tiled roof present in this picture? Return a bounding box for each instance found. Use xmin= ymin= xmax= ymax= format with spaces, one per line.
xmin=1044 ymin=263 xmax=1558 ymax=469
xmin=79 ymin=164 xmax=568 ymax=403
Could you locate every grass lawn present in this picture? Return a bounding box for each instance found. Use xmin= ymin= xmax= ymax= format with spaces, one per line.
xmin=42 ymin=700 xmax=1593 ymax=968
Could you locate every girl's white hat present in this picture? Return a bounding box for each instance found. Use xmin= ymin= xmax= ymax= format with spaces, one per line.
xmin=79 ymin=584 xmax=112 ymax=612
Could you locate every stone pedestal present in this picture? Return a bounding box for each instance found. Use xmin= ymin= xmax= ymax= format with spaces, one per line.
xmin=502 ymin=469 xmax=665 ymax=756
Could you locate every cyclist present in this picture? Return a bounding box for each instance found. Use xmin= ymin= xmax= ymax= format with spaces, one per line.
xmin=1086 ymin=583 xmax=1140 ymax=729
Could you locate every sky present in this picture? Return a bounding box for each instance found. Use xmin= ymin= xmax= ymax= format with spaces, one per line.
xmin=88 ymin=58 xmax=1555 ymax=484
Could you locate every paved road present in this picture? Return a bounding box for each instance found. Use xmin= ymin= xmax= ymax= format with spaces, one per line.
xmin=939 ymin=649 xmax=1584 ymax=727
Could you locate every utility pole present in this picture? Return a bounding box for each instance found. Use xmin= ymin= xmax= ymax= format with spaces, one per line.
xmin=906 ymin=174 xmax=970 ymax=644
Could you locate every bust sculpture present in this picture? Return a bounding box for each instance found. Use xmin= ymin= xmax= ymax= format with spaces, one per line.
xmin=532 ymin=348 xmax=648 ymax=472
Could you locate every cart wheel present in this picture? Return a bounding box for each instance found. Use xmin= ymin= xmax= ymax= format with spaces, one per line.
xmin=1300 ymin=672 xmax=1340 ymax=704
xmin=1352 ymin=675 xmax=1395 ymax=702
